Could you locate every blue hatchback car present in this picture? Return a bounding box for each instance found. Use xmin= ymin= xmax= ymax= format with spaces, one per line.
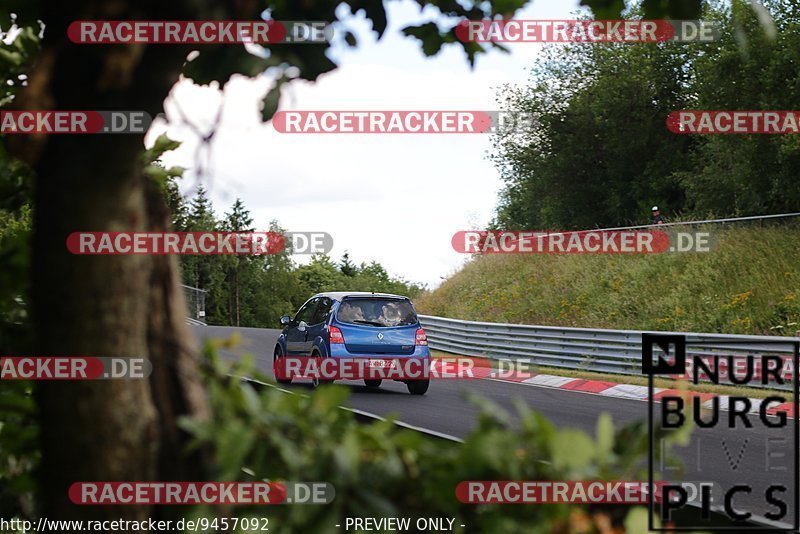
xmin=274 ymin=292 xmax=431 ymax=395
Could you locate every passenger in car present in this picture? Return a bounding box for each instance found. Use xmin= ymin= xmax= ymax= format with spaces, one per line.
xmin=382 ymin=302 xmax=403 ymax=326
xmin=338 ymin=301 xmax=365 ymax=323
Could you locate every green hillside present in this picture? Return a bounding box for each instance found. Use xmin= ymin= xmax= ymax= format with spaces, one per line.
xmin=417 ymin=226 xmax=800 ymax=335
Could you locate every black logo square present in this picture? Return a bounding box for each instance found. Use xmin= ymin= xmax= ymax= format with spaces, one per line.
xmin=642 ymin=333 xmax=686 ymax=375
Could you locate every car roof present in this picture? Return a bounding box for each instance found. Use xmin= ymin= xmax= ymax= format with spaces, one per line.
xmin=313 ymin=291 xmax=409 ymax=301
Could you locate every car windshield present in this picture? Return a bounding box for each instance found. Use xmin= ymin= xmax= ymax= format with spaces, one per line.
xmin=336 ymin=298 xmax=417 ymax=327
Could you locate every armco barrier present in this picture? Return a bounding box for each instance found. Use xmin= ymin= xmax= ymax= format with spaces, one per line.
xmin=417 ymin=315 xmax=799 ymax=389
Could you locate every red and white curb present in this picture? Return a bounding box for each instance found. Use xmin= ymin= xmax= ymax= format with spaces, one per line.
xmin=481 ymin=368 xmax=795 ymax=418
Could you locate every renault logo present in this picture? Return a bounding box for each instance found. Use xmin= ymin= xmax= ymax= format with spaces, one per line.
xmin=377 ymin=333 xmax=384 ymax=340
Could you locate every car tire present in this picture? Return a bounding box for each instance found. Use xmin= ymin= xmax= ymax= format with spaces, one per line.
xmin=406 ymin=379 xmax=429 ymax=395
xmin=312 ymin=377 xmax=335 ymax=388
xmin=364 ymin=379 xmax=382 ymax=388
xmin=273 ymin=347 xmax=292 ymax=385
xmin=311 ymin=352 xmax=334 ymax=388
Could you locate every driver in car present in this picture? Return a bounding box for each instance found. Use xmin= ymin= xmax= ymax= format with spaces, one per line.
xmin=381 ymin=302 xmax=402 ymax=326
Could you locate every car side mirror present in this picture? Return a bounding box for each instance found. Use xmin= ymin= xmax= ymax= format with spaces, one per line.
xmin=280 ymin=315 xmax=291 ymax=326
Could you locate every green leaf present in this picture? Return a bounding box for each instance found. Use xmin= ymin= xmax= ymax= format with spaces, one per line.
xmin=624 ymin=506 xmax=654 ymax=531
xmin=579 ymin=0 xmax=627 ymax=19
xmin=165 ymin=166 xmax=186 ymax=178
xmin=551 ymin=429 xmax=596 ymax=471
xmin=402 ymin=23 xmax=445 ymax=57
xmin=640 ymin=0 xmax=703 ymax=19
xmin=261 ymin=82 xmax=283 ymax=122
xmin=142 ymin=134 xmax=181 ymax=164
xmin=182 ymin=47 xmax=270 ymax=86
xmin=310 ymin=384 xmax=350 ymax=411
xmin=596 ymin=412 xmax=614 ymax=461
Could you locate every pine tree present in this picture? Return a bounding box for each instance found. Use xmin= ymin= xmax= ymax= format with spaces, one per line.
xmin=339 ymin=251 xmax=357 ymax=277
xmin=222 ymin=198 xmax=254 ymax=232
xmin=163 ymin=175 xmax=189 ymax=231
xmin=186 ymin=186 xmax=216 ymax=231
xmin=222 ymin=198 xmax=254 ymax=326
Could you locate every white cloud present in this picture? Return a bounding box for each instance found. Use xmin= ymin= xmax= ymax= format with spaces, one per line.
xmin=146 ymin=0 xmax=582 ymax=288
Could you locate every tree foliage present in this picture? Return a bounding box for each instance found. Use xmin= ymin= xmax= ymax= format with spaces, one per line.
xmin=0 ymin=0 xmax=712 ymax=528
xmin=492 ymin=0 xmax=800 ymax=229
xmin=0 ymin=145 xmax=36 ymax=522
xmin=179 ymin=350 xmax=690 ymax=533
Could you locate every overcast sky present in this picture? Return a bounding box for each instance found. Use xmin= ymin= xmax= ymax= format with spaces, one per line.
xmin=146 ymin=0 xmax=583 ymax=288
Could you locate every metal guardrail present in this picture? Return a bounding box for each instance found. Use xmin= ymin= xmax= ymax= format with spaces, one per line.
xmin=182 ymin=284 xmax=207 ymax=325
xmin=575 ymin=211 xmax=800 ymax=233
xmin=418 ymin=315 xmax=799 ymax=389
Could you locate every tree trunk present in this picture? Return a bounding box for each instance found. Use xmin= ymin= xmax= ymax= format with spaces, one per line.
xmin=14 ymin=1 xmax=211 ymax=521
xmin=235 ymin=270 xmax=240 ymax=327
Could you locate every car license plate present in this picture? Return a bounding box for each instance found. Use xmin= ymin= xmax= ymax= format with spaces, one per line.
xmin=369 ymin=359 xmax=391 ymax=368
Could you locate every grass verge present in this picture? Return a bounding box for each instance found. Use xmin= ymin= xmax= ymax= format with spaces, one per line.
xmin=418 ymin=225 xmax=800 ymax=336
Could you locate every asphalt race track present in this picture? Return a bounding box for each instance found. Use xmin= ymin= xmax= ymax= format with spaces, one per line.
xmin=193 ymin=324 xmax=797 ymax=527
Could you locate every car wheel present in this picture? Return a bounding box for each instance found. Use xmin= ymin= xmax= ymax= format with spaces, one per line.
xmin=273 ymin=347 xmax=292 ymax=385
xmin=406 ymin=379 xmax=429 ymax=395
xmin=311 ymin=352 xmax=334 ymax=388
xmin=364 ymin=379 xmax=382 ymax=388
xmin=312 ymin=376 xmax=335 ymax=388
